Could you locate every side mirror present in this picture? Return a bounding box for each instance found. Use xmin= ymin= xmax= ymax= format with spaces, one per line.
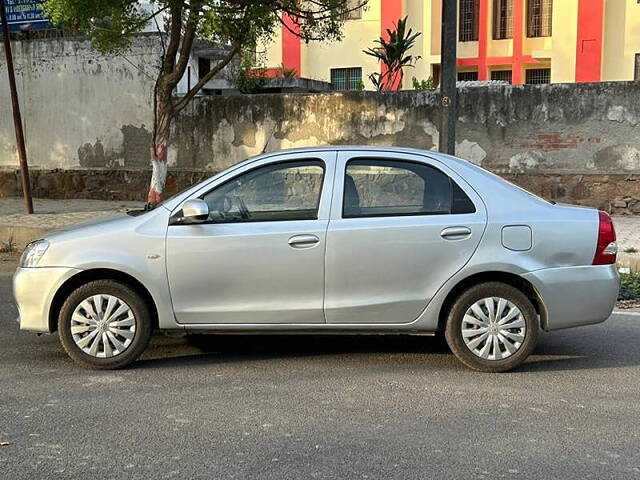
xmin=181 ymin=199 xmax=209 ymax=222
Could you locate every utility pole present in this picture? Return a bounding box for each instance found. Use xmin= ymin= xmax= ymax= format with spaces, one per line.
xmin=439 ymin=0 xmax=457 ymax=155
xmin=1 ymin=0 xmax=33 ymax=214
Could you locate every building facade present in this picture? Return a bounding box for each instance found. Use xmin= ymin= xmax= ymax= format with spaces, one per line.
xmin=262 ymin=0 xmax=640 ymax=89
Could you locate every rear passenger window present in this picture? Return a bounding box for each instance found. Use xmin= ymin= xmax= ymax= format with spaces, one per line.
xmin=343 ymin=159 xmax=475 ymax=218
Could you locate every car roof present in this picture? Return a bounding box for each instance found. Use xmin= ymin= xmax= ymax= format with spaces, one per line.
xmin=259 ymin=145 xmax=471 ymax=168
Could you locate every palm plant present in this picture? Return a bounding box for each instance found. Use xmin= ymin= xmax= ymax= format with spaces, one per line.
xmin=363 ymin=16 xmax=422 ymax=91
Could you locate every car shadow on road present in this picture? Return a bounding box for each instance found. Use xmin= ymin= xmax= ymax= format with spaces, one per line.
xmin=135 ymin=318 xmax=640 ymax=373
xmin=517 ymin=319 xmax=640 ymax=373
xmin=136 ymin=333 xmax=456 ymax=369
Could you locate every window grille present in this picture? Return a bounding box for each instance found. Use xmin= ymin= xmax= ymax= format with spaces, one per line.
xmin=458 ymin=71 xmax=479 ymax=81
xmin=527 ymin=0 xmax=553 ymax=37
xmin=493 ymin=0 xmax=513 ymax=39
xmin=459 ymin=0 xmax=480 ymax=41
xmin=525 ymin=68 xmax=551 ymax=84
xmin=331 ymin=67 xmax=363 ymax=90
xmin=491 ymin=70 xmax=513 ymax=83
xmin=343 ymin=0 xmax=363 ymax=20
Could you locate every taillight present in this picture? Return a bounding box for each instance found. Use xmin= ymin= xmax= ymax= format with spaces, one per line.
xmin=593 ymin=211 xmax=617 ymax=265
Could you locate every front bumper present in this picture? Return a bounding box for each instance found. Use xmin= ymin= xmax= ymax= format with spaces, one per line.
xmin=522 ymin=264 xmax=619 ymax=331
xmin=13 ymin=267 xmax=82 ymax=333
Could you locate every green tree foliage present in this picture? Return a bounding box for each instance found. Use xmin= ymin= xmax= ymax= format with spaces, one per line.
xmin=363 ymin=16 xmax=421 ymax=91
xmin=43 ymin=0 xmax=365 ymax=202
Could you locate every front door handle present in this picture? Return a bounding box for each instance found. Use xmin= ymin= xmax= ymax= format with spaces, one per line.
xmin=288 ymin=234 xmax=320 ymax=248
xmin=440 ymin=226 xmax=472 ymax=240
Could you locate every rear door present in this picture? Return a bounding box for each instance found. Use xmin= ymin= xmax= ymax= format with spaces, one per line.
xmin=324 ymin=151 xmax=487 ymax=324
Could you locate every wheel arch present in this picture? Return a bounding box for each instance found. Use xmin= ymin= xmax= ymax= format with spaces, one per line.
xmin=48 ymin=268 xmax=160 ymax=333
xmin=437 ymin=271 xmax=547 ymax=332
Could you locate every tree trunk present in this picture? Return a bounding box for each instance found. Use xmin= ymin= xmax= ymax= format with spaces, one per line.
xmin=148 ymin=95 xmax=172 ymax=204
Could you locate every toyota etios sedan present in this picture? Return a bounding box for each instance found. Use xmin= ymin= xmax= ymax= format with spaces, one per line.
xmin=14 ymin=147 xmax=619 ymax=372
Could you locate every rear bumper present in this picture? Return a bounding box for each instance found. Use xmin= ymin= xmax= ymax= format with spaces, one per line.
xmin=13 ymin=267 xmax=82 ymax=333
xmin=522 ymin=264 xmax=619 ymax=331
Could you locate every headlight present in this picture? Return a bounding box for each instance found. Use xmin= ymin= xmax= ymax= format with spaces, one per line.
xmin=20 ymin=239 xmax=49 ymax=267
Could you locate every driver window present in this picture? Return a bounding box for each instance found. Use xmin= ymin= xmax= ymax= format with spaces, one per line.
xmin=202 ymin=160 xmax=325 ymax=223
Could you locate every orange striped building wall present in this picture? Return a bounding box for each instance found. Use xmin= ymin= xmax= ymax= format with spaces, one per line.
xmin=262 ymin=0 xmax=640 ymax=90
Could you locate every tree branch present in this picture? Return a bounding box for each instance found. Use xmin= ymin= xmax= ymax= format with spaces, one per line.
xmin=162 ymin=3 xmax=184 ymax=75
xmin=168 ymin=2 xmax=202 ymax=84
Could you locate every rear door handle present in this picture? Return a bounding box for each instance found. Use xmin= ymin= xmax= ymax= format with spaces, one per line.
xmin=288 ymin=234 xmax=320 ymax=248
xmin=440 ymin=226 xmax=472 ymax=240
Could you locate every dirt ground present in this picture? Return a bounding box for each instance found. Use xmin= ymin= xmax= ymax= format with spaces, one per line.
xmin=0 ymin=252 xmax=20 ymax=274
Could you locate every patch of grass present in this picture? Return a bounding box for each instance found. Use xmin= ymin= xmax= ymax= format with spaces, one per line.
xmin=0 ymin=238 xmax=15 ymax=254
xmin=624 ymin=247 xmax=639 ymax=254
xmin=619 ymin=272 xmax=640 ymax=300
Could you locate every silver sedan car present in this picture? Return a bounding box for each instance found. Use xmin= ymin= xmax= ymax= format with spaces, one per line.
xmin=14 ymin=147 xmax=619 ymax=372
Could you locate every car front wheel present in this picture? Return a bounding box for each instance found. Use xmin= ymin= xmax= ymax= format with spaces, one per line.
xmin=445 ymin=282 xmax=538 ymax=372
xmin=58 ymin=280 xmax=153 ymax=369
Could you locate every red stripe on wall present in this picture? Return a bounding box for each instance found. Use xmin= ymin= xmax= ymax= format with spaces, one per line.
xmin=458 ymin=0 xmax=537 ymax=84
xmin=476 ymin=0 xmax=490 ymax=80
xmin=511 ymin=0 xmax=524 ymax=84
xmin=458 ymin=55 xmax=536 ymax=67
xmin=575 ymin=0 xmax=604 ymax=83
xmin=381 ymin=0 xmax=403 ymax=89
xmin=282 ymin=14 xmax=301 ymax=76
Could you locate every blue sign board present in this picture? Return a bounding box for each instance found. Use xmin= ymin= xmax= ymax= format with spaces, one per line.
xmin=1 ymin=0 xmax=50 ymax=31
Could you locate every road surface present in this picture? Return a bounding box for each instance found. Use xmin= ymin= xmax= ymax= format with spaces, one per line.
xmin=1 ymin=273 xmax=639 ymax=479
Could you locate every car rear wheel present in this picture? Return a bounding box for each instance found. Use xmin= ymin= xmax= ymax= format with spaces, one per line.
xmin=58 ymin=280 xmax=153 ymax=369
xmin=445 ymin=282 xmax=538 ymax=372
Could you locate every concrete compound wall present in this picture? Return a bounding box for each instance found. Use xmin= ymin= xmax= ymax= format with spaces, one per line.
xmin=2 ymin=37 xmax=640 ymax=212
xmin=0 ymin=36 xmax=160 ymax=171
xmin=166 ymin=82 xmax=640 ymax=214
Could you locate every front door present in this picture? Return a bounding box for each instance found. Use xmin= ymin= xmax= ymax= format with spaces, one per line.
xmin=324 ymin=151 xmax=487 ymax=324
xmin=166 ymin=152 xmax=335 ymax=324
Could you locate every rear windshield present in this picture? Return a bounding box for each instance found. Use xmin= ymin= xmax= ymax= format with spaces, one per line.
xmin=472 ymin=165 xmax=553 ymax=204
xmin=498 ymin=177 xmax=553 ymax=204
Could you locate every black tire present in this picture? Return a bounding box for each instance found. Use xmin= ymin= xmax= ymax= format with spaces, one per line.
xmin=58 ymin=280 xmax=153 ymax=369
xmin=444 ymin=282 xmax=538 ymax=373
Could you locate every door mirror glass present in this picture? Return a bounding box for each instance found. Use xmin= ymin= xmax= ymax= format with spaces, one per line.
xmin=181 ymin=199 xmax=209 ymax=222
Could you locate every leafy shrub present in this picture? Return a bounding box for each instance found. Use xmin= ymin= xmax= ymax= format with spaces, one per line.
xmin=0 ymin=238 xmax=15 ymax=253
xmin=412 ymin=76 xmax=435 ymax=90
xmin=619 ymin=273 xmax=640 ymax=300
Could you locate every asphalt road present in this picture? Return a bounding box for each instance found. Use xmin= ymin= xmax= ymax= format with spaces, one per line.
xmin=1 ymin=273 xmax=639 ymax=480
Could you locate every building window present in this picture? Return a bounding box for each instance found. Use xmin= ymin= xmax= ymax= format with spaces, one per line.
xmin=198 ymin=57 xmax=211 ymax=79
xmin=493 ymin=0 xmax=513 ymax=39
xmin=491 ymin=70 xmax=513 ymax=83
xmin=527 ymin=0 xmax=553 ymax=37
xmin=635 ymin=54 xmax=640 ymax=81
xmin=343 ymin=0 xmax=363 ymax=20
xmin=458 ymin=71 xmax=479 ymax=82
xmin=459 ymin=0 xmax=480 ymax=42
xmin=526 ymin=68 xmax=551 ymax=84
xmin=331 ymin=67 xmax=363 ymax=90
xmin=432 ymin=64 xmax=441 ymax=87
